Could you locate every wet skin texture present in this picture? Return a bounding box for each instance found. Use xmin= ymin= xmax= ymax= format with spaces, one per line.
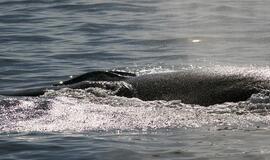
xmin=1 ymin=70 xmax=269 ymax=106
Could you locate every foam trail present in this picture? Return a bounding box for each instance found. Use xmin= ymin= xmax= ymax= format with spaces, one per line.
xmin=5 ymin=90 xmax=270 ymax=132
xmin=2 ymin=66 xmax=270 ymax=132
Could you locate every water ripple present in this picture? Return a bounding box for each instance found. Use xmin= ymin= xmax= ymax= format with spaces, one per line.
xmin=49 ymin=2 xmax=156 ymax=13
xmin=0 ymin=35 xmax=58 ymax=43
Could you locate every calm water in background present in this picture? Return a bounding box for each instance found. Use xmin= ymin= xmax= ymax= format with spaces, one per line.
xmin=1 ymin=0 xmax=270 ymax=159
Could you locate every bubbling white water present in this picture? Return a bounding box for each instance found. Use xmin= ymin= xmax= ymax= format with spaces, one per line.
xmin=1 ymin=65 xmax=270 ymax=133
xmin=0 ymin=88 xmax=269 ymax=132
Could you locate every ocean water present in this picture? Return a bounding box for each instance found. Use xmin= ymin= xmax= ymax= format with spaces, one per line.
xmin=1 ymin=0 xmax=270 ymax=159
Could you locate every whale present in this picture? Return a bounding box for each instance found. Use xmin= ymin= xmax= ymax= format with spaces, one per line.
xmin=1 ymin=70 xmax=269 ymax=106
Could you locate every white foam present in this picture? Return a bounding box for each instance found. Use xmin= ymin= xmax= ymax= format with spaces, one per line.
xmin=2 ymin=65 xmax=270 ymax=132
xmin=10 ymin=91 xmax=270 ymax=132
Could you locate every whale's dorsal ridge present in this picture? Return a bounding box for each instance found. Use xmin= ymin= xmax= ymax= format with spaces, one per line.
xmin=54 ymin=70 xmax=136 ymax=86
xmin=2 ymin=70 xmax=269 ymax=106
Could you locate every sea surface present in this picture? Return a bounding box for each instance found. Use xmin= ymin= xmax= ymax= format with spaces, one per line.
xmin=1 ymin=0 xmax=270 ymax=159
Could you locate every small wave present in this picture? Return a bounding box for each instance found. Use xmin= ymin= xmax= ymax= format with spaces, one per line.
xmin=49 ymin=2 xmax=155 ymax=13
xmin=0 ymin=0 xmax=47 ymax=6
xmin=0 ymin=35 xmax=58 ymax=43
xmin=73 ymin=23 xmax=146 ymax=35
xmin=0 ymin=14 xmax=38 ymax=24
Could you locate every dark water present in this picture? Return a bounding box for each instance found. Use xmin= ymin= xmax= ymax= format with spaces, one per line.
xmin=1 ymin=0 xmax=270 ymax=159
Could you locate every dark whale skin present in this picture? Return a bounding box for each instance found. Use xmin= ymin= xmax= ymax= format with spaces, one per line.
xmin=1 ymin=70 xmax=269 ymax=106
xmin=125 ymin=71 xmax=266 ymax=106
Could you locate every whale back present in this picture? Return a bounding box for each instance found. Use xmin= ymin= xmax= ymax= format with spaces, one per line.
xmin=1 ymin=70 xmax=270 ymax=106
xmin=0 ymin=71 xmax=136 ymax=97
xmin=54 ymin=70 xmax=136 ymax=86
xmin=126 ymin=71 xmax=266 ymax=106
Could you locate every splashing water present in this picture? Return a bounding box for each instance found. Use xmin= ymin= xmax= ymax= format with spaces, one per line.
xmin=1 ymin=66 xmax=270 ymax=133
